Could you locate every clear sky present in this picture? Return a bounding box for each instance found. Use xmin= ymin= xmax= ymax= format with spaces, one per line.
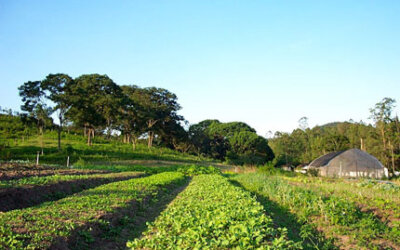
xmin=1 ymin=1 xmax=399 ymax=136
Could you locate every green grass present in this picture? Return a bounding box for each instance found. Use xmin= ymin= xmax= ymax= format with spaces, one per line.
xmin=0 ymin=172 xmax=186 ymax=249
xmin=0 ymin=131 xmax=216 ymax=166
xmin=128 ymin=174 xmax=299 ymax=249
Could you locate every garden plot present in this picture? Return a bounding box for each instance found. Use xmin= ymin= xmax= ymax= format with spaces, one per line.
xmin=233 ymin=173 xmax=399 ymax=249
xmin=0 ymin=171 xmax=144 ymax=211
xmin=0 ymin=172 xmax=186 ymax=249
xmin=129 ymin=174 xmax=298 ymax=249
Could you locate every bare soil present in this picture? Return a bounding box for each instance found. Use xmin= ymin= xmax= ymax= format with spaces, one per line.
xmin=0 ymin=163 xmax=107 ymax=181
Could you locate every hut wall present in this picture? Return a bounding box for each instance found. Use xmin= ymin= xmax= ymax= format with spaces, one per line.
xmin=318 ymin=166 xmax=386 ymax=179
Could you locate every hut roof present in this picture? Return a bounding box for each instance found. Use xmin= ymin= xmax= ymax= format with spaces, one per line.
xmin=309 ymin=148 xmax=384 ymax=170
xmin=309 ymin=151 xmax=344 ymax=167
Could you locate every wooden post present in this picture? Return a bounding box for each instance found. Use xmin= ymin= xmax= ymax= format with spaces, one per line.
xmin=67 ymin=156 xmax=70 ymax=168
xmin=36 ymin=151 xmax=40 ymax=166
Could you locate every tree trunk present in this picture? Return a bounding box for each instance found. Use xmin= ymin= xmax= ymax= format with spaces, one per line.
xmin=87 ymin=128 xmax=91 ymax=146
xmin=389 ymin=140 xmax=395 ymax=173
xmin=147 ymin=131 xmax=154 ymax=148
xmin=360 ymin=138 xmax=365 ymax=151
xmin=396 ymin=116 xmax=400 ymax=149
xmin=132 ymin=136 xmax=137 ymax=151
xmin=39 ymin=126 xmax=44 ymax=155
xmin=57 ymin=114 xmax=62 ymax=151
xmin=87 ymin=128 xmax=94 ymax=146
xmin=380 ymin=123 xmax=386 ymax=150
xmin=106 ymin=119 xmax=112 ymax=139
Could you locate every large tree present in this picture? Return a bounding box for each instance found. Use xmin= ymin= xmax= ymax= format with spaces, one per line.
xmin=119 ymin=85 xmax=144 ymax=150
xmin=41 ymin=73 xmax=73 ymax=150
xmin=189 ymin=120 xmax=274 ymax=164
xmin=131 ymin=87 xmax=183 ymax=148
xmin=66 ymin=74 xmax=123 ymax=146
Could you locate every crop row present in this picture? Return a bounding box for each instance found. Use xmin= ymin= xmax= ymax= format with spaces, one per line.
xmin=128 ymin=174 xmax=299 ymax=249
xmin=0 ymin=172 xmax=143 ymax=189
xmin=76 ymin=163 xmax=221 ymax=175
xmin=233 ymin=173 xmax=399 ymax=249
xmin=282 ymin=175 xmax=400 ymax=228
xmin=0 ymin=172 xmax=186 ymax=249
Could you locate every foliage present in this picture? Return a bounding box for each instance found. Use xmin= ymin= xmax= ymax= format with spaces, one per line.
xmin=0 ymin=172 xmax=186 ymax=249
xmin=234 ymin=173 xmax=398 ymax=248
xmin=41 ymin=73 xmax=73 ymax=150
xmin=75 ymin=163 xmax=221 ymax=176
xmin=0 ymin=172 xmax=142 ymax=189
xmin=127 ymin=174 xmax=298 ymax=249
xmin=270 ymin=97 xmax=400 ymax=172
xmin=176 ymin=165 xmax=221 ymax=176
xmin=189 ymin=120 xmax=274 ymax=165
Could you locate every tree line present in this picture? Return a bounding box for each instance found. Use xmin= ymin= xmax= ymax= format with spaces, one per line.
xmin=16 ymin=73 xmax=274 ymax=165
xmin=270 ymin=98 xmax=400 ymax=172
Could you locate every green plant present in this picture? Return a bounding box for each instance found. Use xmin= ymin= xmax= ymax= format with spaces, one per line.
xmin=128 ymin=174 xmax=299 ymax=249
xmin=0 ymin=172 xmax=186 ymax=249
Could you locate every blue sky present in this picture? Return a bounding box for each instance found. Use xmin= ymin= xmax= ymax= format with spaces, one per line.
xmin=1 ymin=1 xmax=399 ymax=136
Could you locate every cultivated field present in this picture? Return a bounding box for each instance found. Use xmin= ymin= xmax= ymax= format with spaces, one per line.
xmin=1 ymin=161 xmax=400 ymax=249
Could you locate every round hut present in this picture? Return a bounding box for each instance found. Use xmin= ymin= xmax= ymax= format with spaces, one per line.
xmin=308 ymin=148 xmax=388 ymax=178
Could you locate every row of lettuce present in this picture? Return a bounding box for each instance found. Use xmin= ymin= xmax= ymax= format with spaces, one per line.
xmin=0 ymin=167 xmax=299 ymax=249
xmin=0 ymin=172 xmax=186 ymax=249
xmin=3 ymin=164 xmax=399 ymax=249
xmin=128 ymin=174 xmax=299 ymax=249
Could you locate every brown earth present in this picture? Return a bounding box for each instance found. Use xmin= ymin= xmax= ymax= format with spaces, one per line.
xmin=0 ymin=163 xmax=108 ymax=181
xmin=0 ymin=172 xmax=143 ymax=212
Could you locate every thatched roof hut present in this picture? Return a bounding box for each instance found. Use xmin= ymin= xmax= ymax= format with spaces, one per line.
xmin=308 ymin=148 xmax=388 ymax=179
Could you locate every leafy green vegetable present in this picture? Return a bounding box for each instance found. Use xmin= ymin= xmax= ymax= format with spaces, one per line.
xmin=128 ymin=174 xmax=299 ymax=249
xmin=0 ymin=172 xmax=186 ymax=249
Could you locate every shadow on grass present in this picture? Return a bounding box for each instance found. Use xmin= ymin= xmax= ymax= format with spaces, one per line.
xmin=229 ymin=179 xmax=337 ymax=250
xmin=50 ymin=178 xmax=190 ymax=250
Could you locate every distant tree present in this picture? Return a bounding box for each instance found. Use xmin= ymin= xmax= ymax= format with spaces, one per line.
xmin=207 ymin=121 xmax=256 ymax=136
xmin=228 ymin=131 xmax=274 ymax=165
xmin=158 ymin=120 xmax=191 ymax=152
xmin=131 ymin=87 xmax=183 ymax=148
xmin=18 ymin=81 xmax=43 ymax=113
xmin=119 ymin=85 xmax=144 ymax=150
xmin=18 ymin=81 xmax=53 ymax=154
xmin=189 ymin=120 xmax=273 ymax=165
xmin=41 ymin=73 xmax=73 ymax=150
xmin=66 ymin=74 xmax=123 ymax=146
xmin=370 ymin=97 xmax=396 ymax=172
xmin=298 ymin=117 xmax=309 ymax=131
xmin=370 ymin=97 xmax=396 ymax=149
xmin=188 ymin=121 xmax=229 ymax=160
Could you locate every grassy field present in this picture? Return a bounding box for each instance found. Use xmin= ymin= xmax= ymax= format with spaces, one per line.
xmin=0 ymin=131 xmax=216 ymax=166
xmin=1 ymin=134 xmax=400 ymax=249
